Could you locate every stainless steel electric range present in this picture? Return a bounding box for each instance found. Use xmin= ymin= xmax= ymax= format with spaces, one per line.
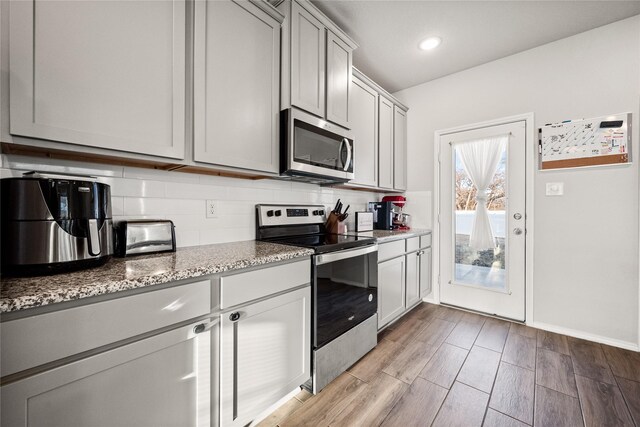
xmin=256 ymin=204 xmax=378 ymax=393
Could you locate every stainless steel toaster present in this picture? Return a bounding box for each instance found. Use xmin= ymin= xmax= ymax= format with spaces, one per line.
xmin=114 ymin=220 xmax=176 ymax=257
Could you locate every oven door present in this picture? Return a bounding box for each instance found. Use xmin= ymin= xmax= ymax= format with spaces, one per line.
xmin=284 ymin=108 xmax=354 ymax=181
xmin=313 ymin=245 xmax=378 ymax=349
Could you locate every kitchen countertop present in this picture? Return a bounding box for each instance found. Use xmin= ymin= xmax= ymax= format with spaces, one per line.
xmin=0 ymin=241 xmax=313 ymax=314
xmin=351 ymin=228 xmax=431 ymax=243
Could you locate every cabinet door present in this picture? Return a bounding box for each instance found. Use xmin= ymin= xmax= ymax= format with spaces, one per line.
xmin=419 ymin=247 xmax=433 ymax=298
xmin=290 ymin=1 xmax=326 ymax=118
xmin=378 ymin=97 xmax=394 ymax=190
xmin=193 ymin=0 xmax=280 ymax=173
xmin=406 ymin=251 xmax=421 ymax=308
xmin=325 ymin=30 xmax=352 ymax=128
xmin=394 ymin=106 xmax=408 ymax=191
xmin=350 ymin=76 xmax=378 ymax=187
xmin=1 ymin=321 xmax=214 ymax=427
xmin=378 ymin=256 xmax=406 ymax=329
xmin=220 ymin=287 xmax=311 ymax=426
xmin=8 ymin=0 xmax=186 ymax=159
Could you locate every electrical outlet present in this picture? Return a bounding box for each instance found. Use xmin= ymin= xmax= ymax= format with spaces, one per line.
xmin=206 ymin=200 xmax=218 ymax=218
xmin=546 ymin=182 xmax=564 ymax=196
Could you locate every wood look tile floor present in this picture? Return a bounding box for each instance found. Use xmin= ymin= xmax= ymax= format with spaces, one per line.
xmin=257 ymin=303 xmax=640 ymax=427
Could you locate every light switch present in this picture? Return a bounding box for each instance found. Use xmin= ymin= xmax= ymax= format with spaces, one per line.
xmin=546 ymin=182 xmax=564 ymax=196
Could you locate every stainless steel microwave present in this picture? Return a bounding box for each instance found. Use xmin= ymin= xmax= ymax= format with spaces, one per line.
xmin=281 ymin=108 xmax=354 ymax=183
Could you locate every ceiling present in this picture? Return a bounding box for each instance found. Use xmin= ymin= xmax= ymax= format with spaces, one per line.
xmin=311 ymin=1 xmax=640 ymax=93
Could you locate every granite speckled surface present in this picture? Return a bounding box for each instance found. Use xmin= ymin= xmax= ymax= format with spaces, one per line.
xmin=350 ymin=228 xmax=432 ymax=243
xmin=0 ymin=241 xmax=313 ymax=313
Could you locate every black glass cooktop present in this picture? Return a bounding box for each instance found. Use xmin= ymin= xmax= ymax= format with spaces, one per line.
xmin=269 ymin=233 xmax=375 ymax=254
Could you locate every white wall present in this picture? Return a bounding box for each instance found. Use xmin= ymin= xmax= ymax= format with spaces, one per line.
xmin=0 ymin=155 xmax=380 ymax=247
xmin=394 ymin=15 xmax=640 ymax=348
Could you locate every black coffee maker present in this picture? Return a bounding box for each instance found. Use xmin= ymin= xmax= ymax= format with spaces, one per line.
xmin=368 ymin=202 xmax=394 ymax=230
xmin=1 ymin=172 xmax=113 ymax=276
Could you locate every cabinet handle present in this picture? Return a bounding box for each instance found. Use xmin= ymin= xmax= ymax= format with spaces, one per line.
xmin=193 ymin=320 xmax=217 ymax=334
xmin=229 ymin=312 xmax=241 ymax=322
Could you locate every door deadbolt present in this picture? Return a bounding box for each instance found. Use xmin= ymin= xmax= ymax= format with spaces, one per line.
xmin=513 ymin=213 xmax=522 ymax=220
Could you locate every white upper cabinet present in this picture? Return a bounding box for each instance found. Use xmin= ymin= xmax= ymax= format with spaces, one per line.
xmin=394 ymin=106 xmax=408 ymax=191
xmin=193 ymin=0 xmax=282 ymax=173
xmin=289 ymin=1 xmax=326 ymax=118
xmin=8 ymin=0 xmax=186 ymax=159
xmin=350 ymin=75 xmax=378 ymax=187
xmin=378 ymin=96 xmax=395 ymax=190
xmin=280 ymin=0 xmax=356 ymax=128
xmin=325 ymin=30 xmax=352 ymax=129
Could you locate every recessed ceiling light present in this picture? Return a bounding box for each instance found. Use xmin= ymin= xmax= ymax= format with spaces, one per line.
xmin=419 ymin=36 xmax=442 ymax=51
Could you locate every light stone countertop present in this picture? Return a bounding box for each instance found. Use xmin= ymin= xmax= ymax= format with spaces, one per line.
xmin=0 ymin=241 xmax=313 ymax=313
xmin=349 ymin=228 xmax=432 ymax=243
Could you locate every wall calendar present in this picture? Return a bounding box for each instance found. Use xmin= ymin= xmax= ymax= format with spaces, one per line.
xmin=538 ymin=112 xmax=631 ymax=170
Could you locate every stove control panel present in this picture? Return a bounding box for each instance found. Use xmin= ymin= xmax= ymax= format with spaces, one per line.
xmin=286 ymin=208 xmax=308 ymax=217
xmin=257 ymin=204 xmax=326 ymax=227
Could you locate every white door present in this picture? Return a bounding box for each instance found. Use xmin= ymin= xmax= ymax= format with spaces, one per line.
xmin=439 ymin=121 xmax=526 ymax=321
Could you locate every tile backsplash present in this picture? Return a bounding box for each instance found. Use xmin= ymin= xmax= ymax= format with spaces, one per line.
xmin=1 ymin=154 xmax=386 ymax=248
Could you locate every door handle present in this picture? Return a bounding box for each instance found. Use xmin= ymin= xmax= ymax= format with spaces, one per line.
xmin=513 ymin=228 xmax=523 ymax=235
xmin=342 ymin=138 xmax=352 ymax=171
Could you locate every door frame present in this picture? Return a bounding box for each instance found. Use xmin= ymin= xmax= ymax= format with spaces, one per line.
xmin=432 ymin=113 xmax=535 ymax=324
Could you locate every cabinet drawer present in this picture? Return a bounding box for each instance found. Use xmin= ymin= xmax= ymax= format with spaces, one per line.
xmin=420 ymin=233 xmax=432 ymax=248
xmin=406 ymin=237 xmax=419 ymax=253
xmin=378 ymin=240 xmax=405 ymax=263
xmin=220 ymin=259 xmax=310 ymax=308
xmin=1 ymin=280 xmax=211 ymax=378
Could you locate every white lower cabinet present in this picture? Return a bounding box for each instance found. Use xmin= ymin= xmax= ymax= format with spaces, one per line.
xmin=1 ymin=320 xmax=215 ymax=427
xmin=377 ymin=234 xmax=432 ymax=330
xmin=220 ymin=286 xmax=311 ymax=427
xmin=419 ymin=247 xmax=433 ymax=298
xmin=378 ymin=255 xmax=406 ymax=328
xmin=406 ymin=250 xmax=421 ymax=308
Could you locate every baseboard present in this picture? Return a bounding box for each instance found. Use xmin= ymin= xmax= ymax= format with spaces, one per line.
xmin=419 ymin=298 xmax=639 ymax=352
xmin=531 ymin=321 xmax=639 ymax=352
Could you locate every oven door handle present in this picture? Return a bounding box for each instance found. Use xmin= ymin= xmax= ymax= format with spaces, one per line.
xmin=315 ymin=244 xmax=378 ymax=265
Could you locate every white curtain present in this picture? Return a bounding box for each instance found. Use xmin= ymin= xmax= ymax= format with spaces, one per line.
xmin=455 ymin=134 xmax=508 ymax=250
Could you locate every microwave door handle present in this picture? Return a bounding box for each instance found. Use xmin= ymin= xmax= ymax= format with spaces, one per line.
xmin=342 ymin=138 xmax=352 ymax=171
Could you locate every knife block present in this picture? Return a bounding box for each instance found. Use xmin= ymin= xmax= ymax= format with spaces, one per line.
xmin=325 ymin=212 xmax=347 ymax=234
